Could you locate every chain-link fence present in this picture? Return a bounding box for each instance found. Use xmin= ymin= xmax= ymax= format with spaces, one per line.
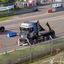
xmin=0 ymin=37 xmax=64 ymax=64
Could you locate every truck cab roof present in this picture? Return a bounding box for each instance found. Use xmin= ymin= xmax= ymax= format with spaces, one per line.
xmin=20 ymin=21 xmax=37 ymax=28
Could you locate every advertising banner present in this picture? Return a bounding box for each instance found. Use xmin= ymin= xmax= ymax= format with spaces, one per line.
xmin=0 ymin=5 xmax=14 ymax=11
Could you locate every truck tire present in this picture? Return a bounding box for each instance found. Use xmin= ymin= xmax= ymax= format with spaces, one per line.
xmin=33 ymin=39 xmax=37 ymax=44
xmin=43 ymin=36 xmax=49 ymax=41
xmin=1 ymin=27 xmax=5 ymax=32
xmin=46 ymin=36 xmax=50 ymax=40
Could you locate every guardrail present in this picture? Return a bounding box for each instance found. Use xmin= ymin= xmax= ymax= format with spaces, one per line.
xmin=0 ymin=7 xmax=38 ymax=18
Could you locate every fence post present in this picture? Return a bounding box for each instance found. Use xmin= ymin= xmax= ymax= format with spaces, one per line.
xmin=49 ymin=36 xmax=53 ymax=55
xmin=26 ymin=38 xmax=32 ymax=62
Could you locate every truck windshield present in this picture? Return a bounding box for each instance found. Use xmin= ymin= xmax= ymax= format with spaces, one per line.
xmin=20 ymin=27 xmax=33 ymax=35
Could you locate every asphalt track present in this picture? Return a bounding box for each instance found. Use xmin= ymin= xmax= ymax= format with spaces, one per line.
xmin=0 ymin=5 xmax=64 ymax=53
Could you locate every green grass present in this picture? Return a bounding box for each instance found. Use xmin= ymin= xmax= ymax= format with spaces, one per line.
xmin=0 ymin=44 xmax=50 ymax=61
xmin=0 ymin=7 xmax=27 ymax=14
xmin=0 ymin=39 xmax=64 ymax=63
xmin=0 ymin=16 xmax=13 ymax=21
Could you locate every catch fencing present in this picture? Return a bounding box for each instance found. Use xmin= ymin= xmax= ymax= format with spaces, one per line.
xmin=0 ymin=37 xmax=64 ymax=64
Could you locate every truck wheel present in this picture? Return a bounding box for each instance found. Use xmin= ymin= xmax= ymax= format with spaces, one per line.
xmin=43 ymin=36 xmax=47 ymax=41
xmin=33 ymin=39 xmax=37 ymax=44
xmin=43 ymin=36 xmax=48 ymax=41
xmin=46 ymin=36 xmax=50 ymax=40
xmin=1 ymin=27 xmax=5 ymax=32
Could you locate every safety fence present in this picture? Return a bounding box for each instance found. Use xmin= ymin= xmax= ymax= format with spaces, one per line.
xmin=0 ymin=37 xmax=64 ymax=64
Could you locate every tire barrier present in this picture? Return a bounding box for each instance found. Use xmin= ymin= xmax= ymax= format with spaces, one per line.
xmin=7 ymin=32 xmax=17 ymax=37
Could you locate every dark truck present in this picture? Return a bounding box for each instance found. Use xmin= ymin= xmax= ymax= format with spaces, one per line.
xmin=17 ymin=20 xmax=56 ymax=46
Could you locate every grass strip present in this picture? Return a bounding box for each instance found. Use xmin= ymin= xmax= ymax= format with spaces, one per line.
xmin=0 ymin=16 xmax=13 ymax=21
xmin=0 ymin=39 xmax=63 ymax=63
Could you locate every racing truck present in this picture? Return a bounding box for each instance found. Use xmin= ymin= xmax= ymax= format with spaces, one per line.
xmin=18 ymin=20 xmax=55 ymax=46
xmin=0 ymin=26 xmax=5 ymax=32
